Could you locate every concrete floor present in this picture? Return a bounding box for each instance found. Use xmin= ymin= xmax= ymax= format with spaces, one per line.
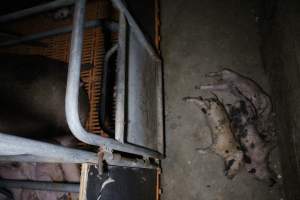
xmin=161 ymin=0 xmax=283 ymax=199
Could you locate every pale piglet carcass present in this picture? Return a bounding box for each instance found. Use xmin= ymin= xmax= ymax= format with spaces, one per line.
xmin=184 ymin=96 xmax=244 ymax=179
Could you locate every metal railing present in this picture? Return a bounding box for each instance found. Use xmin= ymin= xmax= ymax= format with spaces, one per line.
xmin=0 ymin=179 xmax=80 ymax=193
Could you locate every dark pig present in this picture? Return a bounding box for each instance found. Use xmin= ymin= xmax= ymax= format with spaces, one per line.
xmin=0 ymin=54 xmax=89 ymax=139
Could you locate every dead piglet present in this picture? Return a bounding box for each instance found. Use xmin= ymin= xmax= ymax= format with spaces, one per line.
xmin=183 ymin=96 xmax=244 ymax=179
xmin=203 ymin=69 xmax=272 ymax=119
xmin=241 ymin=124 xmax=276 ymax=186
xmin=199 ymin=69 xmax=275 ymax=142
xmin=229 ymin=102 xmax=276 ymax=185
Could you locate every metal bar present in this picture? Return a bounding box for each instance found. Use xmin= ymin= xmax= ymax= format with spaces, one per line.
xmin=0 ymin=133 xmax=98 ymax=163
xmin=65 ymin=0 xmax=163 ymax=159
xmin=0 ymin=153 xmax=157 ymax=169
xmin=0 ymin=154 xmax=96 ymax=164
xmin=0 ymin=20 xmax=118 ymax=47
xmin=114 ymin=14 xmax=127 ymax=143
xmin=111 ymin=0 xmax=160 ymax=61
xmin=0 ymin=30 xmax=47 ymax=47
xmin=104 ymin=153 xmax=158 ymax=169
xmin=0 ymin=0 xmax=75 ymax=23
xmin=99 ymin=43 xmax=118 ymax=135
xmin=0 ymin=179 xmax=79 ymax=193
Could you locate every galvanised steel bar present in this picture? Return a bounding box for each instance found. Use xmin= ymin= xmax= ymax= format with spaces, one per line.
xmin=0 ymin=20 xmax=118 ymax=47
xmin=0 ymin=133 xmax=98 ymax=163
xmin=0 ymin=154 xmax=97 ymax=164
xmin=99 ymin=43 xmax=118 ymax=135
xmin=0 ymin=179 xmax=79 ymax=193
xmin=111 ymin=0 xmax=160 ymax=61
xmin=0 ymin=153 xmax=158 ymax=169
xmin=114 ymin=14 xmax=126 ymax=144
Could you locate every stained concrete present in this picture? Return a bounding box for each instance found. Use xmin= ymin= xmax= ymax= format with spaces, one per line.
xmin=161 ymin=0 xmax=283 ymax=199
xmin=261 ymin=0 xmax=300 ymax=198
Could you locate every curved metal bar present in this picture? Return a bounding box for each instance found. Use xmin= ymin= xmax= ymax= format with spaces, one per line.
xmin=99 ymin=43 xmax=119 ymax=135
xmin=0 ymin=179 xmax=79 ymax=193
xmin=0 ymin=0 xmax=75 ymax=23
xmin=65 ymin=0 xmax=163 ymax=159
xmin=111 ymin=0 xmax=160 ymax=61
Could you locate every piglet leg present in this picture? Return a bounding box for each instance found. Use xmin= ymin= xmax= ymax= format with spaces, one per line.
xmin=205 ymin=71 xmax=222 ymax=78
xmin=199 ymin=83 xmax=229 ymax=91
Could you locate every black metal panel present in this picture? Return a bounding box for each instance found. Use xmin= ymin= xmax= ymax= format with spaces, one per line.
xmin=86 ymin=165 xmax=157 ymax=200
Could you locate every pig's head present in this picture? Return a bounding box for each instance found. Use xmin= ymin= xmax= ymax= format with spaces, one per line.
xmin=224 ymin=150 xmax=244 ymax=179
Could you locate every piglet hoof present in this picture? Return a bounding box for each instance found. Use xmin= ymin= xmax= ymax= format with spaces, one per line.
xmin=182 ymin=97 xmax=190 ymax=102
xmin=182 ymin=96 xmax=203 ymax=102
xmin=224 ymin=171 xmax=234 ymax=180
xmin=194 ymin=85 xmax=201 ymax=90
xmin=205 ymin=71 xmax=221 ymax=77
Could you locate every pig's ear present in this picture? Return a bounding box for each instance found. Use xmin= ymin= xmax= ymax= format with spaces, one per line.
xmin=81 ymin=63 xmax=94 ymax=71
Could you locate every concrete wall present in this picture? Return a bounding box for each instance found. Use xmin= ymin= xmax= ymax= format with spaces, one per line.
xmin=260 ymin=0 xmax=300 ymax=199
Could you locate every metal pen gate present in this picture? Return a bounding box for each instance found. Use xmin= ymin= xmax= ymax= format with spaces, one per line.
xmin=0 ymin=0 xmax=163 ymax=197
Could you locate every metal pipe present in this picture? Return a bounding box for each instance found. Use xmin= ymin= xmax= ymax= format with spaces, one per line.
xmin=0 ymin=30 xmax=47 ymax=47
xmin=114 ymin=14 xmax=126 ymax=143
xmin=0 ymin=0 xmax=75 ymax=23
xmin=0 ymin=20 xmax=118 ymax=47
xmin=0 ymin=133 xmax=98 ymax=163
xmin=111 ymin=0 xmax=160 ymax=61
xmin=0 ymin=154 xmax=96 ymax=164
xmin=99 ymin=43 xmax=118 ymax=135
xmin=0 ymin=153 xmax=157 ymax=169
xmin=0 ymin=179 xmax=79 ymax=193
xmin=65 ymin=0 xmax=163 ymax=159
xmin=104 ymin=153 xmax=158 ymax=169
